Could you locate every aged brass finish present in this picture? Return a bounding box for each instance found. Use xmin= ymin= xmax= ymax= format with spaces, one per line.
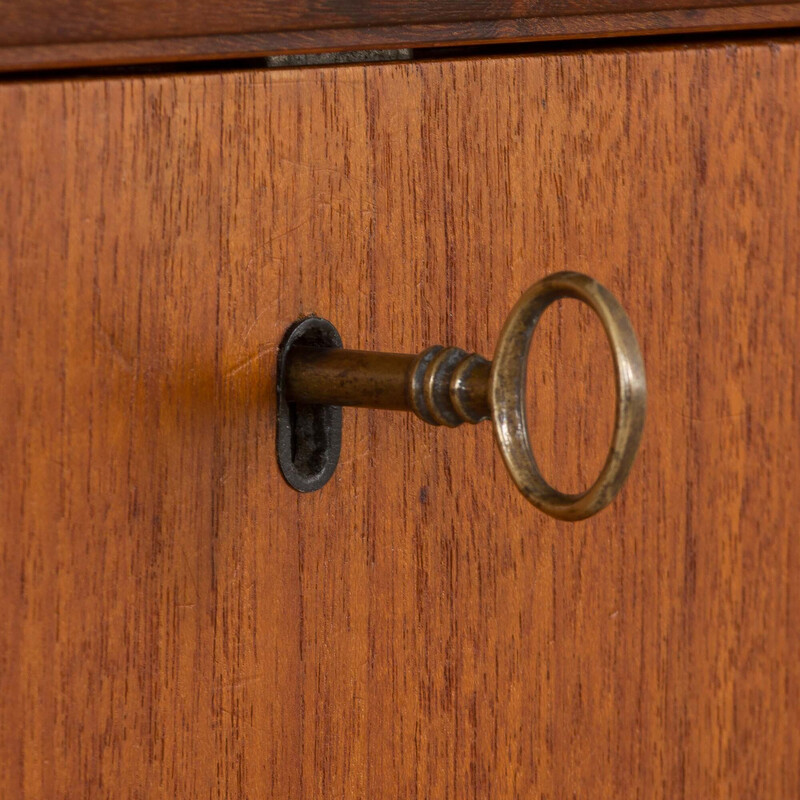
xmin=282 ymin=271 xmax=646 ymax=520
xmin=490 ymin=272 xmax=646 ymax=520
xmin=285 ymin=346 xmax=491 ymax=425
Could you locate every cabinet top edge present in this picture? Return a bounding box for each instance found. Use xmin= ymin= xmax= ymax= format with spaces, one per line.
xmin=1 ymin=2 xmax=799 ymax=74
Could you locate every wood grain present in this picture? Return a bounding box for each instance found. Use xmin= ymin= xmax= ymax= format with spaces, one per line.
xmin=2 ymin=3 xmax=800 ymax=72
xmin=1 ymin=40 xmax=799 ymax=798
xmin=0 ymin=0 xmax=788 ymax=46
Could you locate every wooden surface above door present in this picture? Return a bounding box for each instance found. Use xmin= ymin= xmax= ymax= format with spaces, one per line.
xmin=1 ymin=1 xmax=800 ymax=71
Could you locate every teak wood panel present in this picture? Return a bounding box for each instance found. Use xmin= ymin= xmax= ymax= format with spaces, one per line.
xmin=1 ymin=41 xmax=799 ymax=798
xmin=3 ymin=2 xmax=800 ymax=72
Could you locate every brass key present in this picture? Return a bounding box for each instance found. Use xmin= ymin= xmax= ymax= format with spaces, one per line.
xmin=277 ymin=271 xmax=646 ymax=521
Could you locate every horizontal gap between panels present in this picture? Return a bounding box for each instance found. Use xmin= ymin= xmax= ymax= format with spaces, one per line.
xmin=1 ymin=26 xmax=799 ymax=84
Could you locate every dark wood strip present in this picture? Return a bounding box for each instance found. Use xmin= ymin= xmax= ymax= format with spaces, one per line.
xmin=0 ymin=0 xmax=786 ymax=46
xmin=1 ymin=3 xmax=799 ymax=73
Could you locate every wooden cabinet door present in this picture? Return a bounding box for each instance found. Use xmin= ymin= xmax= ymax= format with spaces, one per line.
xmin=2 ymin=40 xmax=798 ymax=798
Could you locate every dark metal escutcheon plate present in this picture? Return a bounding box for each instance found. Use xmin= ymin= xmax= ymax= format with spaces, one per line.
xmin=276 ymin=316 xmax=343 ymax=492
